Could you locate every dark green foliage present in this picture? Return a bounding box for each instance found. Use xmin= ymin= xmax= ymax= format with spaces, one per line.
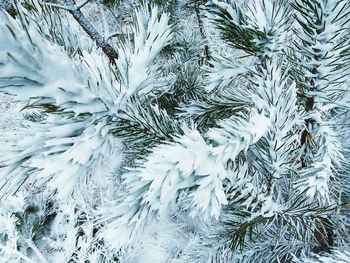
xmin=205 ymin=2 xmax=260 ymax=55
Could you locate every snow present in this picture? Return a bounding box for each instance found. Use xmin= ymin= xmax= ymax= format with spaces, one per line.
xmin=117 ymin=5 xmax=172 ymax=101
xmin=1 ymin=0 xmax=350 ymax=262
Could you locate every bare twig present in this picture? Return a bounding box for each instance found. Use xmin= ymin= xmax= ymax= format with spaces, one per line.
xmin=194 ymin=2 xmax=213 ymax=67
xmin=48 ymin=0 xmax=118 ymax=63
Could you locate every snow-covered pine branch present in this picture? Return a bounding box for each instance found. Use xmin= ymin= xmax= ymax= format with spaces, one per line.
xmin=0 ymin=3 xmax=173 ymax=201
xmin=99 ymin=126 xmax=229 ymax=249
xmin=1 ymin=0 xmax=350 ymax=262
xmin=293 ymin=0 xmax=349 ymax=205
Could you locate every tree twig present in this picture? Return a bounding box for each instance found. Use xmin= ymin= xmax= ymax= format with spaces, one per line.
xmin=49 ymin=0 xmax=118 ymax=63
xmin=194 ymin=2 xmax=212 ymax=67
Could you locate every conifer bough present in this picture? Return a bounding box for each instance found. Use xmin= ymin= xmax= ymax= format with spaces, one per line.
xmin=0 ymin=0 xmax=350 ymax=262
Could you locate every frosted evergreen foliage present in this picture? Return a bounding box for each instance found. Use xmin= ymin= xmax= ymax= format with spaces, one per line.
xmin=0 ymin=3 xmax=172 ymax=200
xmin=205 ymin=0 xmax=290 ymax=58
xmin=0 ymin=0 xmax=350 ymax=262
xmin=296 ymin=249 xmax=350 ymax=263
xmin=291 ymin=0 xmax=350 ymax=205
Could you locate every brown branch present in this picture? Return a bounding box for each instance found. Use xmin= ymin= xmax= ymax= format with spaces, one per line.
xmin=194 ymin=1 xmax=213 ymax=67
xmin=53 ymin=0 xmax=118 ymax=63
